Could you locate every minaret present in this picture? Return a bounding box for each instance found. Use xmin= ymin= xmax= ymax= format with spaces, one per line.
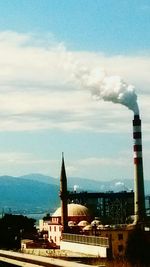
xmin=59 ymin=153 xmax=68 ymax=232
xmin=133 ymin=115 xmax=145 ymax=224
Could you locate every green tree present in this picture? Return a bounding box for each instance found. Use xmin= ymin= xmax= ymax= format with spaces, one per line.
xmin=0 ymin=214 xmax=36 ymax=249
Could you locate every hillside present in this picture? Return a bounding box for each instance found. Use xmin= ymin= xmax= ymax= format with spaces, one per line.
xmin=20 ymin=173 xmax=150 ymax=194
xmin=0 ymin=174 xmax=149 ymax=214
xmin=0 ymin=176 xmax=59 ymax=213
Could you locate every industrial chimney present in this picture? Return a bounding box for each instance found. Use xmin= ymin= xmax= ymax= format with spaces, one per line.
xmin=59 ymin=153 xmax=68 ymax=232
xmin=133 ymin=115 xmax=145 ymax=224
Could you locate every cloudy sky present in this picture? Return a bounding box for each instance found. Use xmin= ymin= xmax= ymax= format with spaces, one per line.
xmin=0 ymin=0 xmax=149 ymax=182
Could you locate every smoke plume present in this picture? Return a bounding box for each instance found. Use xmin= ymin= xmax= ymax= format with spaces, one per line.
xmin=76 ymin=67 xmax=139 ymax=114
xmin=73 ymin=184 xmax=79 ymax=192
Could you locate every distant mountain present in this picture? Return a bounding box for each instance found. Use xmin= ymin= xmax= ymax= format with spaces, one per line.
xmin=20 ymin=173 xmax=150 ymax=194
xmin=0 ymin=175 xmax=59 ymax=213
xmin=20 ymin=173 xmax=58 ymax=185
xmin=0 ymin=174 xmax=149 ymax=215
xmin=67 ymin=177 xmax=132 ymax=192
xmin=70 ymin=177 xmax=150 ymax=194
xmin=19 ymin=173 xmax=130 ymax=191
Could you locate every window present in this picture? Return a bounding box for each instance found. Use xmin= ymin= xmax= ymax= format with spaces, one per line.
xmin=118 ymin=233 xmax=123 ymax=240
xmin=54 ymin=226 xmax=56 ymax=232
xmin=55 ymin=236 xmax=57 ymax=242
xmin=49 ymin=226 xmax=51 ymax=231
xmin=118 ymin=245 xmax=123 ymax=252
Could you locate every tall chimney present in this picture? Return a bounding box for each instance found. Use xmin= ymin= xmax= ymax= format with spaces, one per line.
xmin=133 ymin=115 xmax=145 ymax=224
xmin=59 ymin=153 xmax=68 ymax=232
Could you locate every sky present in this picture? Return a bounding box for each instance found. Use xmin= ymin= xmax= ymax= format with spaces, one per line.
xmin=0 ymin=0 xmax=149 ymax=182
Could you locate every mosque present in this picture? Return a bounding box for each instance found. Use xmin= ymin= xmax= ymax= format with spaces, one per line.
xmin=38 ymin=115 xmax=150 ymax=258
xmin=38 ymin=153 xmax=141 ymax=258
xmin=39 ymin=155 xmax=110 ymax=257
xmin=39 ymin=203 xmax=91 ymax=246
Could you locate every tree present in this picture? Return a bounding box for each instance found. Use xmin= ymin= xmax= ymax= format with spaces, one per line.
xmin=0 ymin=214 xmax=36 ymax=249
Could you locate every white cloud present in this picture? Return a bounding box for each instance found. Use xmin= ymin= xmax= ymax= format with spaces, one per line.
xmin=0 ymin=148 xmax=149 ymax=181
xmin=77 ymin=156 xmax=131 ymax=167
xmin=0 ymin=31 xmax=149 ymax=180
xmin=0 ymin=30 xmax=149 ymax=137
xmin=0 ymin=151 xmax=127 ymax=179
xmin=65 ymin=149 xmax=150 ymax=180
xmin=0 ymin=151 xmax=60 ymax=177
xmin=0 ymin=151 xmax=49 ymax=165
xmin=64 ymin=155 xmax=133 ymax=180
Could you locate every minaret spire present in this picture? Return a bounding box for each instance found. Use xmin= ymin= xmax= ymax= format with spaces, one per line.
xmin=61 ymin=152 xmax=66 ymax=180
xmin=60 ymin=152 xmax=68 ymax=232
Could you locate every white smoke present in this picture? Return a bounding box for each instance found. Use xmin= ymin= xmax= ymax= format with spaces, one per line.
xmin=73 ymin=184 xmax=79 ymax=192
xmin=75 ymin=67 xmax=139 ymax=115
xmin=114 ymin=181 xmax=129 ymax=192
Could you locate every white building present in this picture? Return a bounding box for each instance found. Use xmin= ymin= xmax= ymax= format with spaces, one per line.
xmin=39 ymin=203 xmax=91 ymax=246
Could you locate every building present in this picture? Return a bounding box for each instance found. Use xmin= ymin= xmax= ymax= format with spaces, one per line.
xmin=38 ymin=114 xmax=150 ymax=261
xmin=39 ymin=203 xmax=91 ymax=247
xmin=68 ymin=191 xmax=134 ymax=224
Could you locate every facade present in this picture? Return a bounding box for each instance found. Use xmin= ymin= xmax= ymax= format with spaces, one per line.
xmin=60 ymin=225 xmax=132 ymax=258
xmin=68 ymin=191 xmax=134 ymax=224
xmin=39 ymin=203 xmax=135 ymax=258
xmin=61 ymin=233 xmax=109 ymax=257
xmin=39 ymin=203 xmax=91 ymax=246
xmin=39 ymin=219 xmax=61 ymax=246
xmin=97 ymin=227 xmax=130 ymax=258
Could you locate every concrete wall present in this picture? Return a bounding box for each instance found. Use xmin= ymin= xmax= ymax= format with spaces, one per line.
xmin=99 ymin=228 xmax=129 ymax=258
xmin=60 ymin=241 xmax=107 ymax=257
xmin=0 ymin=249 xmax=98 ymax=267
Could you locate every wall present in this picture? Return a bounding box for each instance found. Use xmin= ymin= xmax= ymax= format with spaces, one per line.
xmin=98 ymin=228 xmax=130 ymax=258
xmin=60 ymin=241 xmax=107 ymax=257
xmin=48 ymin=224 xmax=62 ymax=246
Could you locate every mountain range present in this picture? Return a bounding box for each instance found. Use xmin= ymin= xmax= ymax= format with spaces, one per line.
xmin=0 ymin=174 xmax=149 ymax=215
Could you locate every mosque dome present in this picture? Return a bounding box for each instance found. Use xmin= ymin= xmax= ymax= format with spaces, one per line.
xmin=83 ymin=225 xmax=92 ymax=231
xmin=68 ymin=221 xmax=76 ymax=227
xmin=78 ymin=220 xmax=89 ymax=227
xmin=52 ymin=203 xmax=90 ymax=217
xmin=91 ymin=219 xmax=101 ymax=226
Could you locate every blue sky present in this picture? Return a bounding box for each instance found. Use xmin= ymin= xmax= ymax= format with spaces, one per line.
xmin=0 ymin=0 xmax=149 ymax=183
xmin=0 ymin=0 xmax=150 ymax=53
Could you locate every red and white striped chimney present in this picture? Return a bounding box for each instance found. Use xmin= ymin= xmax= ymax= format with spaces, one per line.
xmin=133 ymin=114 xmax=145 ymax=224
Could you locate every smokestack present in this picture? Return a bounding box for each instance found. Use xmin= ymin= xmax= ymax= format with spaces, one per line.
xmin=75 ymin=64 xmax=146 ymax=224
xmin=59 ymin=153 xmax=68 ymax=232
xmin=133 ymin=115 xmax=145 ymax=224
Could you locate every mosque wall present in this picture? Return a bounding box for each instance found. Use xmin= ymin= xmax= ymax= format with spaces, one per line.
xmin=60 ymin=240 xmax=108 ymax=257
